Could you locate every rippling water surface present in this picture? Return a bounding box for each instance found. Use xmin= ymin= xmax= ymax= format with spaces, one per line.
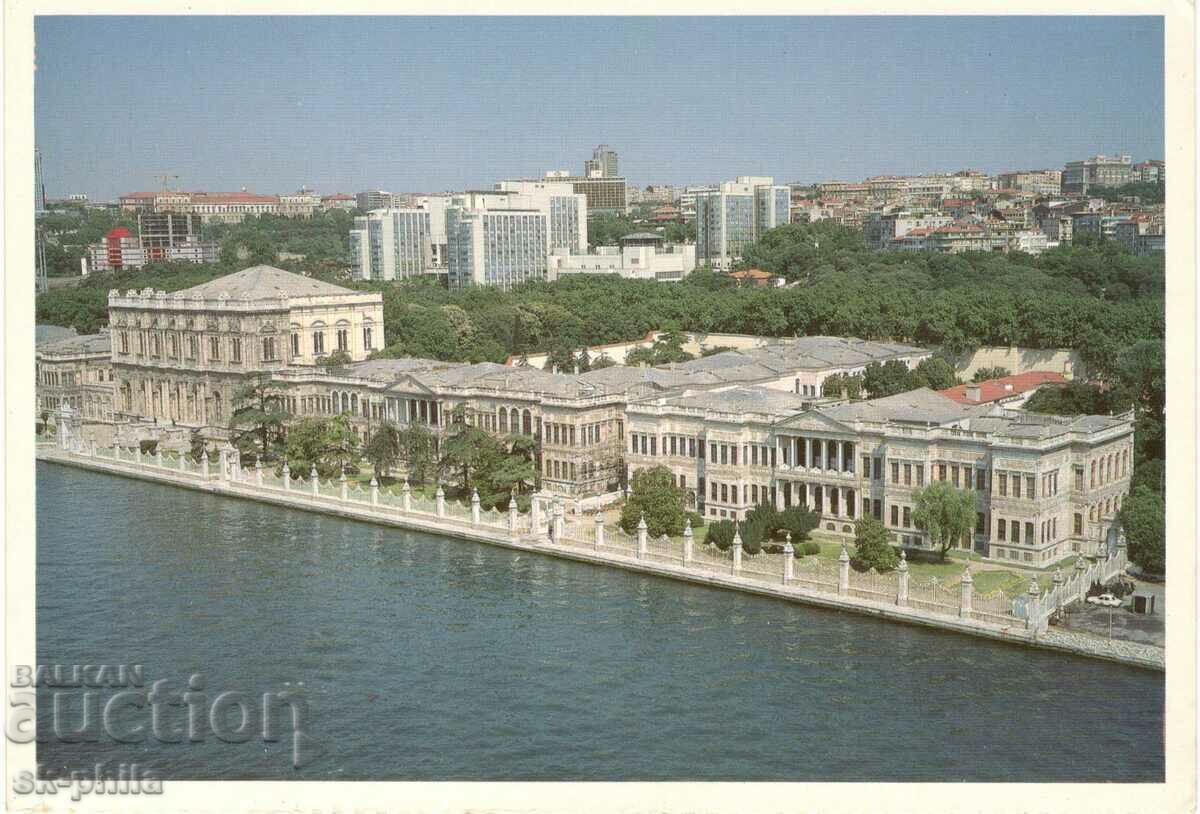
xmin=36 ymin=463 xmax=1164 ymax=781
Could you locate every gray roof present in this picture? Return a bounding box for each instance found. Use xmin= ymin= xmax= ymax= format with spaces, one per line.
xmin=659 ymin=336 xmax=928 ymax=384
xmin=335 ymin=358 xmax=461 ymax=382
xmin=659 ymin=386 xmax=813 ymax=418
xmin=178 ymin=266 xmax=361 ymax=301
xmin=822 ymin=388 xmax=974 ymax=426
xmin=36 ymin=333 xmax=111 ymax=357
xmin=36 ymin=324 xmax=78 ymax=346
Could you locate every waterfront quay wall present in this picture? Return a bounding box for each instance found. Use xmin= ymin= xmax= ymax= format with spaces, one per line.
xmin=35 ymin=443 xmax=1162 ymax=672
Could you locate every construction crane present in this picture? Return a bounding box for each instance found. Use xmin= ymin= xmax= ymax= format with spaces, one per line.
xmin=150 ymin=173 xmax=180 ymax=192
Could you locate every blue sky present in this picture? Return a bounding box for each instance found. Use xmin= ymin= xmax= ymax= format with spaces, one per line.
xmin=35 ymin=16 xmax=1164 ymax=200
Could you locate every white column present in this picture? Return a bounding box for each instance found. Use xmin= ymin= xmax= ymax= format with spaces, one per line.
xmin=471 ymin=489 xmax=481 ymax=524
xmin=959 ymin=566 xmax=973 ymax=618
xmin=217 ymin=448 xmax=227 ymax=481
xmin=731 ymin=527 xmax=743 ymax=573
xmin=897 ymin=551 xmax=909 ymax=606
xmin=636 ymin=513 xmax=648 ymax=559
xmin=682 ymin=520 xmax=694 ymax=564
xmin=435 ymin=485 xmax=445 ymax=517
xmin=402 ymin=481 xmax=412 ymax=512
xmin=783 ymin=533 xmax=794 ymax=583
xmin=553 ymin=501 xmax=565 ymax=542
xmin=594 ymin=513 xmax=605 ymax=550
xmin=310 ymin=465 xmax=320 ymax=497
xmin=135 ymin=446 xmax=144 ymax=466
xmin=201 ymin=450 xmax=210 ymax=479
xmin=1026 ymin=577 xmax=1042 ymax=634
xmin=340 ymin=472 xmax=349 ymax=501
xmin=155 ymin=448 xmax=164 ymax=468
xmin=838 ymin=545 xmax=850 ymax=596
xmin=255 ymin=458 xmax=263 ymax=487
xmin=370 ymin=476 xmax=379 ymax=506
xmin=282 ymin=461 xmax=291 ymax=490
xmin=509 ymin=496 xmax=520 ymax=536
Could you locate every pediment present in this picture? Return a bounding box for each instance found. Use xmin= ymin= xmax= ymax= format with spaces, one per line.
xmin=774 ymin=410 xmax=857 ymax=436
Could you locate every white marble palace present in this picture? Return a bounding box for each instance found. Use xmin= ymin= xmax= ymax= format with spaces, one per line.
xmin=35 ymin=265 xmax=1133 ymax=563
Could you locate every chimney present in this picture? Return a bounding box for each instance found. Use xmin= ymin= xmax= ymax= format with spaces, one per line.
xmin=966 ymin=385 xmax=982 ymax=402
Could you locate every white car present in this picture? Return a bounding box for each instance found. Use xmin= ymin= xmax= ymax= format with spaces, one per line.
xmin=1095 ymin=593 xmax=1122 ymax=608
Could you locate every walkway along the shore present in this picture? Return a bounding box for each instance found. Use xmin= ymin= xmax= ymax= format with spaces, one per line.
xmin=35 ymin=441 xmax=1164 ymax=672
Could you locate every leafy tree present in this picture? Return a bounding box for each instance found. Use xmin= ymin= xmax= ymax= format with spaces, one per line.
xmin=706 ymin=519 xmax=736 ymax=550
xmin=912 ymin=481 xmax=977 ymax=561
xmin=1118 ymin=486 xmax=1165 ymax=574
xmin=971 ymin=366 xmax=1011 ymax=383
xmin=364 ymin=421 xmax=402 ymax=479
xmin=439 ymin=425 xmax=501 ymax=491
xmin=398 ymin=424 xmax=435 ymax=485
xmin=316 ymin=349 xmax=353 ymax=368
xmin=911 ymin=357 xmax=959 ymax=390
xmin=863 ymin=360 xmax=914 ymax=398
xmin=850 ymin=516 xmax=899 ymax=572
xmin=1024 ymin=381 xmax=1112 ymax=416
xmin=228 ymin=376 xmax=289 ymax=461
xmin=620 ymin=465 xmax=685 ymax=538
xmin=284 ymin=415 xmax=359 ymax=478
xmin=590 ymin=352 xmax=616 ymax=370
xmin=775 ymin=505 xmax=821 ymax=542
xmin=542 ymin=346 xmax=577 ymax=372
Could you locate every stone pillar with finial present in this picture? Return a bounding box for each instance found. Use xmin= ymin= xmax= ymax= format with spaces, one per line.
xmin=1075 ymin=554 xmax=1089 ymax=603
xmin=155 ymin=446 xmax=164 ymax=469
xmin=838 ymin=545 xmax=850 ymax=596
xmin=370 ymin=476 xmax=379 ymax=506
xmin=435 ymin=484 xmax=446 ymax=517
xmin=897 ymin=550 xmax=909 ymax=606
xmin=255 ymin=457 xmax=263 ymax=487
xmin=282 ymin=461 xmax=291 ymax=490
xmin=1026 ymin=576 xmax=1042 ymax=634
xmin=594 ymin=513 xmax=605 ymax=550
xmin=636 ymin=513 xmax=648 ymax=559
xmin=1052 ymin=567 xmax=1065 ymax=618
xmin=959 ymin=565 xmax=974 ymax=618
xmin=508 ymin=495 xmax=520 ymax=536
xmin=552 ymin=500 xmax=565 ymax=543
xmin=783 ymin=532 xmax=794 ymax=583
xmin=216 ymin=447 xmax=227 ymax=481
xmin=339 ymin=471 xmax=349 ymax=501
xmin=402 ymin=481 xmax=412 ymax=512
xmin=201 ymin=450 xmax=210 ymax=479
xmin=731 ymin=526 xmax=743 ymax=573
xmin=471 ymin=489 xmax=481 ymax=524
xmin=135 ymin=444 xmax=144 ymax=467
xmin=310 ymin=465 xmax=320 ymax=497
xmin=682 ymin=519 xmax=694 ymax=565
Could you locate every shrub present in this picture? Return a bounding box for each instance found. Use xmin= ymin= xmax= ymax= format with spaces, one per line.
xmin=801 ymin=542 xmax=821 ymax=556
xmin=139 ymin=439 xmax=158 ymax=455
xmin=776 ymin=505 xmax=821 ymax=542
xmin=619 ymin=465 xmax=686 ymax=538
xmin=849 ymin=517 xmax=899 ymax=573
xmin=707 ymin=520 xmax=735 ymax=550
xmin=684 ymin=511 xmax=706 ymax=529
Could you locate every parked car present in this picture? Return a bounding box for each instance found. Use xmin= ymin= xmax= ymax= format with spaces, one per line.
xmin=1095 ymin=593 xmax=1122 ymax=608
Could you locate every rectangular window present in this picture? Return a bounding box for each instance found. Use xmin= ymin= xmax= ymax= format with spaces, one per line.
xmin=363 ymin=327 xmax=373 ymax=350
xmin=999 ymin=473 xmax=1008 ymax=496
xmin=1074 ymin=513 xmax=1083 ymax=535
xmin=730 ymin=446 xmax=737 ymax=466
xmin=731 ymin=485 xmax=738 ymax=504
xmin=873 ymin=458 xmax=882 ymax=480
xmin=1025 ymin=522 xmax=1034 ymax=542
xmin=1026 ymin=477 xmax=1035 ymax=499
xmin=904 ymin=464 xmax=912 ymax=486
xmin=1013 ymin=476 xmax=1021 ymax=498
xmin=689 ymin=438 xmax=696 ymax=458
xmin=951 ymin=465 xmax=960 ymax=488
xmin=710 ymin=442 xmax=717 ymax=462
xmin=916 ymin=466 xmax=924 ymax=486
xmin=313 ymin=331 xmax=325 ymax=354
xmin=209 ymin=336 xmax=220 ymax=361
xmin=720 ymin=484 xmax=728 ymax=502
xmin=649 ymin=436 xmax=656 ymax=456
xmin=262 ymin=337 xmax=276 ymax=361
xmin=291 ymin=333 xmax=300 ymax=357
xmin=862 ymin=455 xmax=870 ymax=475
xmin=711 ymin=482 xmax=718 ymax=500
xmin=890 ymin=505 xmax=899 ymax=526
xmin=336 ymin=329 xmax=349 ymax=351
xmin=902 ymin=507 xmax=911 ymax=528
xmin=1012 ymin=522 xmax=1020 ymax=543
xmin=753 ymin=447 xmax=760 ymax=466
xmin=1074 ymin=466 xmax=1084 ymax=491
xmin=891 ymin=462 xmax=899 ymax=483
xmin=938 ymin=464 xmax=947 ymax=481
xmin=976 ymin=468 xmax=985 ymax=490
xmin=997 ymin=519 xmax=1006 ymax=541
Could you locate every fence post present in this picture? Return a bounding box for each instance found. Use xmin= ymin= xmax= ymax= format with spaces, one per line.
xmin=201 ymin=450 xmax=210 ymax=479
xmin=217 ymin=447 xmax=227 ymax=481
xmin=310 ymin=466 xmax=320 ymax=497
xmin=155 ymin=447 xmax=164 ymax=468
xmin=471 ymin=489 xmax=481 ymax=525
xmin=897 ymin=550 xmax=909 ymax=607
xmin=1025 ymin=577 xmax=1042 ymax=635
xmin=783 ymin=532 xmax=794 ymax=583
xmin=959 ymin=565 xmax=974 ymax=618
xmin=594 ymin=513 xmax=605 ymax=550
xmin=339 ymin=472 xmax=349 ymax=501
xmin=731 ymin=527 xmax=743 ymax=574
xmin=1052 ymin=568 xmax=1065 ymax=617
xmin=370 ymin=476 xmax=379 ymax=506
xmin=435 ymin=485 xmax=446 ymax=518
xmin=179 ymin=450 xmax=187 ymax=472
xmin=683 ymin=520 xmax=693 ymax=565
xmin=553 ymin=501 xmax=565 ymax=544
xmin=838 ymin=545 xmax=850 ymax=596
xmin=1074 ymin=555 xmax=1089 ymax=603
xmin=1116 ymin=536 xmax=1128 ymax=572
xmin=636 ymin=513 xmax=648 ymax=559
xmin=255 ymin=457 xmax=263 ymax=487
xmin=508 ymin=496 xmax=520 ymax=537
xmin=282 ymin=461 xmax=291 ymax=491
xmin=402 ymin=481 xmax=412 ymax=512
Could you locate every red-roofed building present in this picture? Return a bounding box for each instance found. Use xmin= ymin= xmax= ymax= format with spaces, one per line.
xmin=939 ymin=371 xmax=1067 ymax=408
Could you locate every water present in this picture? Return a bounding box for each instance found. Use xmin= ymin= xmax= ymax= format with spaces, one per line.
xmin=36 ymin=462 xmax=1164 ymax=782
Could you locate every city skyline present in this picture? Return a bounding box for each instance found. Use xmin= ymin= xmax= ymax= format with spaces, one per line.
xmin=35 ymin=16 xmax=1163 ymax=201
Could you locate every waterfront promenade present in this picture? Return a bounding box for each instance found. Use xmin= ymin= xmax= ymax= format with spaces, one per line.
xmin=35 ymin=440 xmax=1163 ymax=671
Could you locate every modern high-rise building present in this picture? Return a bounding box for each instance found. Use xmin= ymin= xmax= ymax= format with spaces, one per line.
xmin=446 ymin=195 xmax=549 ymax=290
xmin=695 ymin=177 xmax=791 ymax=270
xmin=493 ymin=180 xmax=588 ymax=254
xmin=584 ymin=144 xmax=619 ymax=178
xmin=349 ymin=196 xmax=451 ymax=281
xmin=1062 ymin=154 xmax=1133 ymax=195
